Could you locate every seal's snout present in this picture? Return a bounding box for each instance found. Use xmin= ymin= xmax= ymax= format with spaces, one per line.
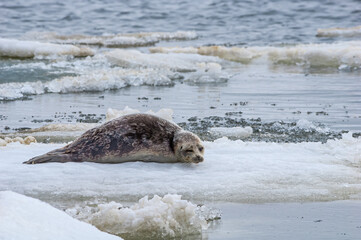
xmin=193 ymin=155 xmax=204 ymax=163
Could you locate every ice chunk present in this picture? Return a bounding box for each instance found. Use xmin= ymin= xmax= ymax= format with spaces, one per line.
xmin=24 ymin=31 xmax=198 ymax=47
xmin=209 ymin=126 xmax=253 ymax=138
xmin=0 ymin=38 xmax=94 ymax=58
xmin=151 ymin=42 xmax=361 ymax=69
xmin=106 ymin=106 xmax=174 ymax=122
xmin=316 ymin=25 xmax=361 ymax=38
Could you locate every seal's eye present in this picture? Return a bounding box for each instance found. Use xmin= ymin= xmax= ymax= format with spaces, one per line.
xmin=199 ymin=147 xmax=203 ymax=152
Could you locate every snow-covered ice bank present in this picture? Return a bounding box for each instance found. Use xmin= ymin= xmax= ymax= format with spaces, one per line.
xmin=0 ymin=191 xmax=122 ymax=240
xmin=1 ymin=134 xmax=360 ymax=203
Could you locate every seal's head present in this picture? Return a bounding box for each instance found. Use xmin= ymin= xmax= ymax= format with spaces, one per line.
xmin=173 ymin=131 xmax=204 ymax=163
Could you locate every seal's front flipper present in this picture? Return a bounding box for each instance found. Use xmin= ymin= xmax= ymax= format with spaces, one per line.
xmin=23 ymin=153 xmax=73 ymax=164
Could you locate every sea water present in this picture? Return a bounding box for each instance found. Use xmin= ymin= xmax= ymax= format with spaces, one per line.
xmin=0 ymin=0 xmax=361 ymax=239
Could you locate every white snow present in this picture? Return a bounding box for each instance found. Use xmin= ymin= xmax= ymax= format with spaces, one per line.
xmin=0 ymin=134 xmax=360 ymax=203
xmin=0 ymin=191 xmax=122 ymax=240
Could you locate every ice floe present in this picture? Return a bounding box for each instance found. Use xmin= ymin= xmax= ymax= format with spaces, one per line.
xmin=0 ymin=48 xmax=230 ymax=100
xmin=209 ymin=126 xmax=253 ymax=138
xmin=105 ymin=49 xmax=221 ymax=72
xmin=316 ymin=25 xmax=361 ymax=38
xmin=24 ymin=31 xmax=198 ymax=47
xmin=0 ymin=134 xmax=360 ymax=203
xmin=106 ymin=106 xmax=174 ymax=122
xmin=150 ymin=41 xmax=361 ymax=69
xmin=0 ymin=38 xmax=94 ymax=58
xmin=0 ymin=68 xmax=175 ymax=100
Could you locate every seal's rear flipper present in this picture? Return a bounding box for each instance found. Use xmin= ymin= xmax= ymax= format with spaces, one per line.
xmin=23 ymin=153 xmax=73 ymax=164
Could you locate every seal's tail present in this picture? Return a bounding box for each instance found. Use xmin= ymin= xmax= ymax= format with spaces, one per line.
xmin=23 ymin=150 xmax=73 ymax=164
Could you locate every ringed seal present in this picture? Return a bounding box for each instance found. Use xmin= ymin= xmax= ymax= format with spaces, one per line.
xmin=24 ymin=113 xmax=204 ymax=164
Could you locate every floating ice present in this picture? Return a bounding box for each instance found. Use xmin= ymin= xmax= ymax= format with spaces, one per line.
xmin=316 ymin=25 xmax=361 ymax=38
xmin=0 ymin=191 xmax=122 ymax=240
xmin=125 ymin=31 xmax=198 ymax=41
xmin=1 ymin=134 xmax=360 ymax=203
xmin=0 ymin=138 xmax=6 ymax=147
xmin=24 ymin=31 xmax=198 ymax=47
xmin=28 ymin=123 xmax=99 ymax=133
xmin=149 ymin=46 xmax=199 ymax=54
xmin=209 ymin=126 xmax=253 ymax=138
xmin=267 ymin=41 xmax=361 ymax=68
xmin=186 ymin=62 xmax=229 ymax=83
xmin=106 ymin=106 xmax=142 ymax=121
xmin=295 ymin=119 xmax=329 ymax=133
xmin=106 ymin=106 xmax=174 ymax=122
xmin=151 ymin=41 xmax=361 ymax=69
xmin=105 ymin=49 xmax=213 ymax=72
xmin=0 ymin=38 xmax=94 ymax=58
xmin=67 ymin=194 xmax=208 ymax=239
xmin=105 ymin=49 xmax=228 ymax=82
xmin=0 ymin=47 xmax=228 ymax=100
xmin=0 ymin=68 xmax=174 ymax=100
xmin=150 ymin=46 xmax=267 ymax=64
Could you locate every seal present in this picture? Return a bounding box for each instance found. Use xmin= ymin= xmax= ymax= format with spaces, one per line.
xmin=23 ymin=113 xmax=204 ymax=164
